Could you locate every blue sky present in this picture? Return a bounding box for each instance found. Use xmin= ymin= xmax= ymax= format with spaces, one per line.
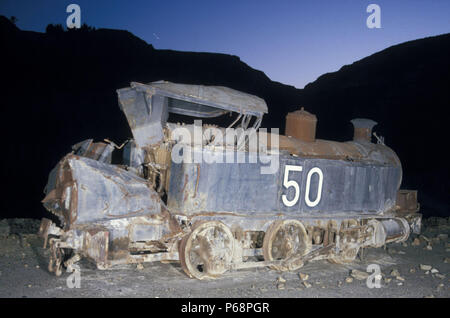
xmin=1 ymin=0 xmax=449 ymax=88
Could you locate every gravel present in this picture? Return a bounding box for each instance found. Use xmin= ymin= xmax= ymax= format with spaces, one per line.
xmin=0 ymin=217 xmax=449 ymax=298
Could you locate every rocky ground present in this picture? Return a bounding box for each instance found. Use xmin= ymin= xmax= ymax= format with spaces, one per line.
xmin=0 ymin=217 xmax=449 ymax=298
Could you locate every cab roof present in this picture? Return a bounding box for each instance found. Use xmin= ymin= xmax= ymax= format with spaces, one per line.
xmin=130 ymin=81 xmax=268 ymax=118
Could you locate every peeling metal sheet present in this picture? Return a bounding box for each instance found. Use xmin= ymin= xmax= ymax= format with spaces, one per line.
xmin=43 ymin=154 xmax=162 ymax=227
xmin=133 ymin=81 xmax=268 ymax=116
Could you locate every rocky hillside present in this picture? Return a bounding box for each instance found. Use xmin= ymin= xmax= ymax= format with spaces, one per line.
xmin=1 ymin=15 xmax=448 ymax=218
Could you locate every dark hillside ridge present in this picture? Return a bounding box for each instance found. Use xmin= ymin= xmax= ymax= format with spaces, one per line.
xmin=1 ymin=15 xmax=448 ymax=218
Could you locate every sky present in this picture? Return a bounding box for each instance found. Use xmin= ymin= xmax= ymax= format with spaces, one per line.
xmin=1 ymin=0 xmax=449 ymax=88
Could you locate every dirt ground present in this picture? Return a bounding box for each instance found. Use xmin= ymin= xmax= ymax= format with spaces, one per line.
xmin=0 ymin=217 xmax=449 ymax=298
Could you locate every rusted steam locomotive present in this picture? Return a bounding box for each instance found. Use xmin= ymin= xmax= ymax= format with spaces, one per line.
xmin=39 ymin=81 xmax=421 ymax=279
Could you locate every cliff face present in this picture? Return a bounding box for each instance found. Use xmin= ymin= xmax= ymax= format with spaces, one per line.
xmin=1 ymin=16 xmax=448 ymax=218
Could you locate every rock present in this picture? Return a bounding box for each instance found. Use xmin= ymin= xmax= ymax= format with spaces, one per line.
xmin=277 ymin=276 xmax=286 ymax=283
xmin=411 ymin=238 xmax=421 ymax=246
xmin=436 ymin=283 xmax=444 ymax=291
xmin=420 ymin=264 xmax=432 ymax=271
xmin=409 ymin=268 xmax=416 ymax=273
xmin=337 ymin=281 xmax=342 ymax=287
xmin=396 ymin=276 xmax=405 ymax=281
xmin=303 ymin=281 xmax=312 ymax=288
xmin=384 ymin=277 xmax=392 ymax=283
xmin=444 ymin=257 xmax=450 ymax=264
xmin=8 ymin=219 xmax=40 ymax=235
xmin=398 ymin=251 xmax=406 ymax=255
xmin=390 ymin=269 xmax=400 ymax=277
xmin=435 ymin=273 xmax=445 ymax=279
xmin=350 ymin=269 xmax=369 ymax=280
xmin=424 ymin=244 xmax=432 ymax=251
xmin=425 ymin=271 xmax=430 ymax=275
xmin=0 ymin=219 xmax=10 ymax=238
xmin=430 ymin=268 xmax=439 ymax=274
xmin=298 ymin=273 xmax=309 ymax=281
xmin=35 ymin=265 xmax=40 ymax=269
xmin=431 ymin=237 xmax=440 ymax=245
xmin=345 ymin=277 xmax=353 ymax=283
xmin=315 ymin=281 xmax=321 ymax=285
xmin=277 ymin=283 xmax=285 ymax=290
xmin=402 ymin=242 xmax=408 ymax=247
xmin=397 ymin=282 xmax=403 ymax=286
xmin=136 ymin=263 xmax=144 ymax=270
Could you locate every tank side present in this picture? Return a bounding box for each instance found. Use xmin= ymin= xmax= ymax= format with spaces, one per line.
xmin=167 ymin=146 xmax=401 ymax=216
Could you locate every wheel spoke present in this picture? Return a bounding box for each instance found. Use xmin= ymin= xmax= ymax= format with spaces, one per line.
xmin=180 ymin=221 xmax=234 ymax=279
xmin=263 ymin=220 xmax=311 ymax=271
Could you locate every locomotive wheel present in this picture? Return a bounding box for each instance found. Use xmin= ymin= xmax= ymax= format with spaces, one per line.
xmin=179 ymin=221 xmax=235 ymax=280
xmin=263 ymin=220 xmax=311 ymax=271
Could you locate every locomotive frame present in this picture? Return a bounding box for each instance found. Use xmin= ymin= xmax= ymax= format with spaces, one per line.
xmin=39 ymin=81 xmax=421 ymax=279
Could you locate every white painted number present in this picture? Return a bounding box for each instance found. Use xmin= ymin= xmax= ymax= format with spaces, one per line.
xmin=282 ymin=165 xmax=302 ymax=207
xmin=282 ymin=165 xmax=323 ymax=208
xmin=305 ymin=167 xmax=323 ymax=207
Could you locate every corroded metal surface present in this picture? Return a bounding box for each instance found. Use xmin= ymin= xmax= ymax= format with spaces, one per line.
xmin=42 ymin=154 xmax=163 ymax=227
xmin=179 ymin=221 xmax=235 ymax=279
xmin=351 ymin=118 xmax=378 ymax=143
xmin=167 ymin=147 xmax=401 ymax=215
xmin=285 ymin=107 xmax=317 ymax=142
xmin=39 ymin=82 xmax=421 ymax=279
xmin=141 ymin=81 xmax=268 ymax=116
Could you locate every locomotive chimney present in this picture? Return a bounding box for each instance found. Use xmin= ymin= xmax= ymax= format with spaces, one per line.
xmin=285 ymin=107 xmax=317 ymax=142
xmin=350 ymin=118 xmax=377 ymax=143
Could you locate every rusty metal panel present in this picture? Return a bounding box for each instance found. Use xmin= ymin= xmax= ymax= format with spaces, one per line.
xmin=83 ymin=229 xmax=109 ymax=268
xmin=285 ymin=107 xmax=317 ymax=142
xmin=141 ymin=81 xmax=268 ymax=116
xmin=117 ymin=81 xmax=268 ymax=148
xmin=122 ymin=140 xmax=145 ymax=176
xmin=351 ymin=118 xmax=378 ymax=142
xmin=42 ymin=154 xmax=162 ymax=227
xmin=396 ymin=190 xmax=419 ymax=211
xmin=117 ymin=87 xmax=169 ymax=147
xmin=167 ymin=147 xmax=401 ymax=216
xmin=72 ymin=139 xmax=114 ymax=163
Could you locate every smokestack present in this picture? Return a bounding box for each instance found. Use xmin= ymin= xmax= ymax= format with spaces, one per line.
xmin=285 ymin=107 xmax=317 ymax=142
xmin=350 ymin=118 xmax=377 ymax=143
